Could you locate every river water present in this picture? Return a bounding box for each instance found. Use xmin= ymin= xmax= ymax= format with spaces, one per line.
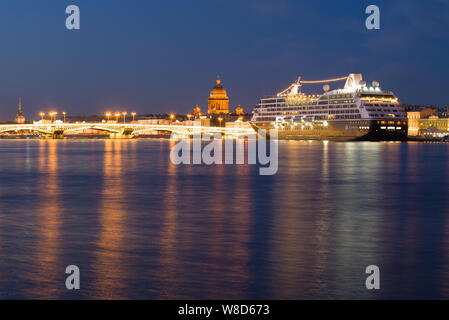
xmin=0 ymin=139 xmax=448 ymax=299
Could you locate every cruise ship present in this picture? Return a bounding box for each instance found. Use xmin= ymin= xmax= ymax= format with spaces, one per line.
xmin=251 ymin=73 xmax=408 ymax=141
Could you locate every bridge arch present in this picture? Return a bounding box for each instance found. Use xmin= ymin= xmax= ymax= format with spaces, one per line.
xmin=90 ymin=126 xmax=121 ymax=134
xmin=0 ymin=128 xmax=52 ymax=135
xmin=63 ymin=126 xmax=120 ymax=134
xmin=131 ymin=128 xmax=178 ymax=136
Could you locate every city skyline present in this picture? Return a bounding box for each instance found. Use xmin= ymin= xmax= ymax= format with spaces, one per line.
xmin=0 ymin=0 xmax=449 ymax=120
xmin=1 ymin=1 xmax=449 ymax=303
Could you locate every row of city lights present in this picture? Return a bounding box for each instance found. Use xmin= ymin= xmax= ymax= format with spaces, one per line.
xmin=38 ymin=112 xmax=219 ymax=123
xmin=104 ymin=112 xmax=137 ymax=123
xmin=39 ymin=111 xmax=140 ymax=123
xmin=40 ymin=111 xmax=67 ymax=122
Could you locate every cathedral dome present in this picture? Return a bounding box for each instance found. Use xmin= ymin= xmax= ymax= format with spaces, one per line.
xmin=209 ymin=77 xmax=228 ymax=98
xmin=208 ymin=76 xmax=229 ymax=114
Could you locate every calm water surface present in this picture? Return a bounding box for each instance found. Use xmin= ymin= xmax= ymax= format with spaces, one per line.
xmin=0 ymin=139 xmax=448 ymax=299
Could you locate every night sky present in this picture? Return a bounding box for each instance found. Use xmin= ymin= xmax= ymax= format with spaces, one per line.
xmin=0 ymin=0 xmax=448 ymax=120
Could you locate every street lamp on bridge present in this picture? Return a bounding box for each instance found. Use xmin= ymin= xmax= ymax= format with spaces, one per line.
xmin=115 ymin=113 xmax=121 ymax=123
xmin=122 ymin=112 xmax=127 ymax=124
xmin=49 ymin=112 xmax=57 ymax=122
xmin=105 ymin=112 xmax=111 ymax=122
xmin=40 ymin=112 xmax=45 ymax=122
xmin=131 ymin=112 xmax=136 ymax=122
xmin=63 ymin=112 xmax=66 ymax=123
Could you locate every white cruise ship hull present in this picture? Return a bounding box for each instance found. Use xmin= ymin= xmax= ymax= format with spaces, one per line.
xmin=252 ymin=120 xmax=408 ymax=141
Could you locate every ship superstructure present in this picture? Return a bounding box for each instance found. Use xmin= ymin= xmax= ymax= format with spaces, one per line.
xmin=251 ymin=73 xmax=407 ymax=141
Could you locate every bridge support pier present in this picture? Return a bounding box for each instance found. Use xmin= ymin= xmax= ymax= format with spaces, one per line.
xmin=41 ymin=131 xmax=64 ymax=139
xmin=52 ymin=131 xmax=65 ymax=139
xmin=109 ymin=133 xmax=133 ymax=139
xmin=109 ymin=128 xmax=134 ymax=139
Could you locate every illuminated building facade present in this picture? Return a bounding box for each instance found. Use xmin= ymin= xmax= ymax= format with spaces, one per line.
xmin=407 ymin=111 xmax=449 ymax=136
xmin=208 ymin=76 xmax=229 ymax=114
xmin=407 ymin=111 xmax=421 ymax=136
xmin=419 ymin=116 xmax=449 ymax=135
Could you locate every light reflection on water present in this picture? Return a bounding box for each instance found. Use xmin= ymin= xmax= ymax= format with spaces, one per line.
xmin=0 ymin=139 xmax=448 ymax=299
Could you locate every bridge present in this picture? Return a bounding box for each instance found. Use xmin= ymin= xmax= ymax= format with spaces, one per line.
xmin=0 ymin=123 xmax=255 ymax=139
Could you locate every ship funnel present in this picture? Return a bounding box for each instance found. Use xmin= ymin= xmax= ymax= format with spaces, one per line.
xmin=344 ymin=73 xmax=363 ymax=89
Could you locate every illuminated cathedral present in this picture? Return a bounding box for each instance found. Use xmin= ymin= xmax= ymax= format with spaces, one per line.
xmin=208 ymin=76 xmax=229 ymax=114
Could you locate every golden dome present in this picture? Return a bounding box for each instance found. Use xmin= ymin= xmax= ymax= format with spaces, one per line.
xmin=209 ymin=76 xmax=228 ymax=98
xmin=208 ymin=76 xmax=229 ymax=114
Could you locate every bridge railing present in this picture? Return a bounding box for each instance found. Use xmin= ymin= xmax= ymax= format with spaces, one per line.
xmin=0 ymin=123 xmax=256 ymax=139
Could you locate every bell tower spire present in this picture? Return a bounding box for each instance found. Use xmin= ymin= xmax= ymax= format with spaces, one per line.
xmin=15 ymin=96 xmax=26 ymax=124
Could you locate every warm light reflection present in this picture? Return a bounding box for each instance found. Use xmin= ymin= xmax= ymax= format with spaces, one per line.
xmin=156 ymin=139 xmax=180 ymax=298
xmin=92 ymin=140 xmax=127 ymax=298
xmin=30 ymin=140 xmax=62 ymax=298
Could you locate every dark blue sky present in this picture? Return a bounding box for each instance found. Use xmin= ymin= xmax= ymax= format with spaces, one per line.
xmin=0 ymin=0 xmax=448 ymax=120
